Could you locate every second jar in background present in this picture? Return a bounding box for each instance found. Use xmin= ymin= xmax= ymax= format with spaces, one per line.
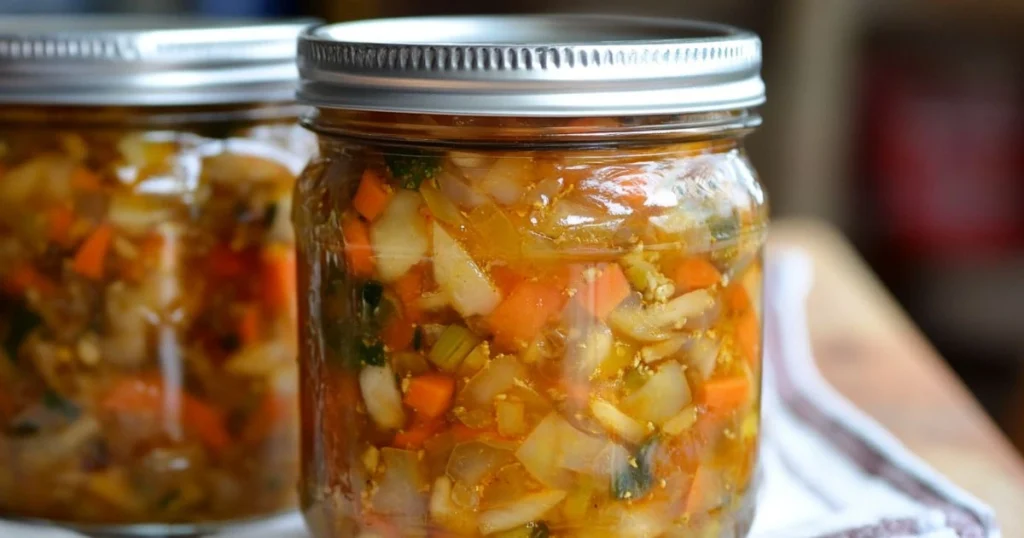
xmin=0 ymin=18 xmax=315 ymax=533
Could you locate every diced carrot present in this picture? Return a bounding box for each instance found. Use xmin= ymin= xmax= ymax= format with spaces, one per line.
xmin=381 ymin=315 xmax=416 ymax=352
xmin=353 ymin=169 xmax=392 ymax=221
xmin=72 ymin=223 xmax=113 ymax=279
xmin=4 ymin=263 xmax=56 ymax=296
xmin=725 ymin=284 xmax=751 ymax=315
xmin=699 ymin=376 xmax=751 ymax=415
xmin=238 ymin=304 xmax=262 ymax=347
xmin=70 ymin=167 xmax=102 ymax=192
xmin=572 ymin=264 xmax=630 ymax=321
xmin=673 ymin=258 xmax=722 ymax=292
xmin=393 ymin=266 xmax=424 ymax=322
xmin=342 ymin=218 xmax=375 ymax=277
xmin=102 ymin=377 xmax=231 ymax=451
xmin=735 ymin=311 xmax=760 ymax=366
xmin=403 ymin=374 xmax=455 ymax=420
xmin=261 ymin=245 xmax=296 ymax=318
xmin=487 ymin=280 xmax=565 ymax=350
xmin=393 ymin=418 xmax=443 ymax=449
xmin=206 ymin=245 xmax=249 ymax=279
xmin=490 ymin=265 xmax=525 ymax=295
xmin=46 ymin=205 xmax=76 ymax=246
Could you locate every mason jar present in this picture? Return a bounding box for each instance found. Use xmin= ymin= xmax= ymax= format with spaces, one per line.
xmin=0 ymin=17 xmax=316 ymax=535
xmin=293 ymin=15 xmax=767 ymax=538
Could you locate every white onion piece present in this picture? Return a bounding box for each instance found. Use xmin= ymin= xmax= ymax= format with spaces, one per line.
xmin=432 ymin=222 xmax=501 ymax=317
xmin=359 ymin=365 xmax=405 ymax=430
xmin=622 ymin=362 xmax=691 ymax=426
xmin=478 ymin=490 xmax=566 ymax=535
xmin=371 ymin=190 xmax=429 ymax=282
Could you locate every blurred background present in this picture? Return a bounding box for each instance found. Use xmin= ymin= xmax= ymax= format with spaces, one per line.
xmin=3 ymin=0 xmax=1024 ymax=454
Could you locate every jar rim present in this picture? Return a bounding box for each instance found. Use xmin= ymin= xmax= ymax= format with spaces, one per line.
xmin=296 ymin=14 xmax=765 ymax=117
xmin=0 ymin=16 xmax=318 ymax=106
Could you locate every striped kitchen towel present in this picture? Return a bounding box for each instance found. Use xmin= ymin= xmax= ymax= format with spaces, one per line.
xmin=0 ymin=251 xmax=999 ymax=538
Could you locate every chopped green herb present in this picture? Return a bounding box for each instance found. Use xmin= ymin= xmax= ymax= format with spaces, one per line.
xmin=412 ymin=326 xmax=424 ymax=352
xmin=357 ymin=340 xmax=386 ymax=367
xmin=361 ymin=280 xmax=385 ymax=316
xmin=384 ymin=151 xmax=441 ymax=190
xmin=611 ymin=437 xmax=658 ymax=501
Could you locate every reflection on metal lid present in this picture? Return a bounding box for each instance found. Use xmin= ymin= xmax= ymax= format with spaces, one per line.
xmin=297 ymin=15 xmax=765 ymax=117
xmin=0 ymin=16 xmax=318 ymax=106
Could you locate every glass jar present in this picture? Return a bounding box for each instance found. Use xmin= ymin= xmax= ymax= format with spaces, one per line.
xmin=294 ymin=16 xmax=767 ymax=538
xmin=0 ymin=17 xmax=316 ymax=535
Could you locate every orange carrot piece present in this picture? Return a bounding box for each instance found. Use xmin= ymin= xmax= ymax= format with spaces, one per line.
xmin=206 ymin=245 xmax=248 ymax=279
xmin=261 ymin=245 xmax=297 ymax=318
xmin=725 ymin=284 xmax=751 ymax=315
xmin=403 ymin=374 xmax=456 ymax=420
xmin=393 ymin=418 xmax=442 ymax=449
xmin=342 ymin=218 xmax=375 ymax=277
xmin=381 ymin=316 xmax=416 ymax=352
xmin=490 ymin=265 xmax=524 ymax=295
xmin=72 ymin=224 xmax=113 ymax=279
xmin=102 ymin=377 xmax=231 ymax=451
xmin=573 ymin=264 xmax=630 ymax=321
xmin=393 ymin=266 xmax=424 ymax=322
xmin=70 ymin=167 xmax=102 ymax=191
xmin=735 ymin=311 xmax=760 ymax=366
xmin=673 ymin=258 xmax=722 ymax=292
xmin=238 ymin=304 xmax=262 ymax=347
xmin=699 ymin=376 xmax=751 ymax=415
xmin=353 ymin=169 xmax=392 ymax=221
xmin=46 ymin=205 xmax=76 ymax=246
xmin=4 ymin=263 xmax=56 ymax=296
xmin=487 ymin=280 xmax=564 ymax=350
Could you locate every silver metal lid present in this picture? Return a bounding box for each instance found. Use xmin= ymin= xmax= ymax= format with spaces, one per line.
xmin=0 ymin=16 xmax=317 ymax=106
xmin=297 ymin=15 xmax=765 ymax=117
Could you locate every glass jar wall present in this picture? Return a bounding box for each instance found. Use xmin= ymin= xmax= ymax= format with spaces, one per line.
xmin=294 ymin=111 xmax=767 ymax=538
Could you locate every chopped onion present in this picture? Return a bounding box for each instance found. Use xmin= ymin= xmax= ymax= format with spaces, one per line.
xmin=639 ymin=335 xmax=688 ymax=365
xmin=622 ymin=362 xmax=690 ymax=426
xmin=446 ymin=441 xmax=514 ymax=488
xmin=430 ymin=476 xmax=477 ymax=534
xmin=438 ymin=169 xmax=488 ymax=209
xmin=662 ymin=406 xmax=699 ymax=436
xmin=608 ymin=290 xmax=714 ymax=342
xmin=686 ymin=336 xmax=719 ymax=380
xmin=515 ymin=413 xmax=572 ymax=488
xmin=589 ymin=400 xmax=646 ymax=444
xmin=371 ymin=190 xmax=429 ymax=282
xmin=421 ymin=183 xmax=466 ymax=229
xmin=456 ymin=355 xmax=526 ymax=428
xmin=359 ymin=365 xmax=406 ymax=430
xmin=479 ymin=157 xmax=531 ymax=206
xmin=478 ymin=490 xmax=566 ymax=535
xmin=373 ymin=448 xmax=427 ymax=519
xmin=432 ymin=222 xmax=501 ymax=317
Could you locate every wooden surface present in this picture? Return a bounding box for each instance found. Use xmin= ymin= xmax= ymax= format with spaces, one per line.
xmin=769 ymin=219 xmax=1024 ymax=536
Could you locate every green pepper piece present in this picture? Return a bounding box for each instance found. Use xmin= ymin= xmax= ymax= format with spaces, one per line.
xmin=357 ymin=340 xmax=386 ymax=367
xmin=385 ymin=151 xmax=441 ymax=190
xmin=611 ymin=437 xmax=659 ymax=501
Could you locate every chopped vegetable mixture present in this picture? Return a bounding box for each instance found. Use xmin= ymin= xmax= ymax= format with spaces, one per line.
xmin=0 ymin=107 xmax=312 ymax=525
xmin=295 ymin=114 xmax=767 ymax=537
